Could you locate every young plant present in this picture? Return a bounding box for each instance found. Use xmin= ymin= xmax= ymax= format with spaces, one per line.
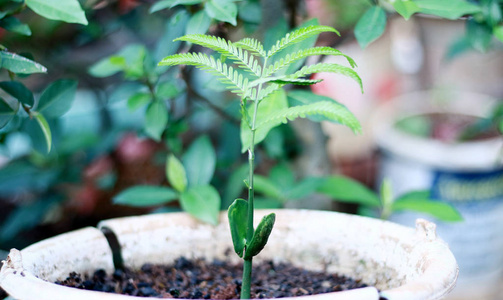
xmin=159 ymin=25 xmax=363 ymax=299
xmin=318 ymin=176 xmax=463 ymax=222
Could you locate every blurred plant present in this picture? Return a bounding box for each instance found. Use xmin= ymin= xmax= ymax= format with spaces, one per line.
xmin=318 ymin=176 xmax=463 ymax=222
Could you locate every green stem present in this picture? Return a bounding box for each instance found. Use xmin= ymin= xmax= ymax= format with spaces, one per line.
xmin=240 ymin=57 xmax=268 ymax=299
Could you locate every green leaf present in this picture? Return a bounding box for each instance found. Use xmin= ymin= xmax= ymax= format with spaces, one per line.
xmin=180 ymin=184 xmax=221 ymax=225
xmin=166 ymin=154 xmax=188 ymax=193
xmin=0 ymin=98 xmax=18 ymax=128
xmin=32 ymin=112 xmax=52 ymax=153
xmin=228 ymin=198 xmax=248 ymax=257
xmin=156 ymin=81 xmax=181 ymax=99
xmin=150 ymin=0 xmax=203 ymax=13
xmin=0 ymin=81 xmax=34 ymax=107
xmin=36 ymin=79 xmax=78 ymax=118
xmin=25 ymin=0 xmax=88 ymax=25
xmin=244 ymin=213 xmax=275 ymax=260
xmin=494 ymin=25 xmax=503 ymax=42
xmin=354 ymin=6 xmax=387 ymax=49
xmin=318 ymin=176 xmax=381 ymax=207
xmin=88 ymin=57 xmax=125 ymax=78
xmin=287 ymin=63 xmax=363 ymax=93
xmin=89 ymin=44 xmax=147 ymax=79
xmin=240 ymin=89 xmax=289 ymax=152
xmin=254 ymin=175 xmax=283 ymax=201
xmin=155 ymin=10 xmax=190 ymax=61
xmin=0 ymin=16 xmax=31 ymax=36
xmin=466 ymin=19 xmax=492 ymax=52
xmin=270 ymin=78 xmax=323 ymax=85
xmin=238 ymin=1 xmax=261 ymax=24
xmin=269 ymin=163 xmax=295 ymax=190
xmin=0 ymin=51 xmax=46 ymax=74
xmin=414 ymin=0 xmax=482 ymax=20
xmin=144 ymin=100 xmax=168 ymax=141
xmin=205 ymin=0 xmax=238 ymax=26
xmin=182 ymin=135 xmax=216 ymax=187
xmin=127 ymin=92 xmax=151 ymax=111
xmin=113 ymin=186 xmax=178 ymax=207
xmin=284 ymin=177 xmax=325 ymax=200
xmin=392 ymin=198 xmax=463 ymax=222
xmin=392 ymin=0 xmax=420 ymax=20
xmin=186 ymin=11 xmax=212 ymax=36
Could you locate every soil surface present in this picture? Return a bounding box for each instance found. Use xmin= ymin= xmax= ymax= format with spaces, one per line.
xmin=57 ymin=257 xmax=369 ymax=298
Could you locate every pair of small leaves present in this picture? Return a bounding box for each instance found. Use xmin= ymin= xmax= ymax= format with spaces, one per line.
xmin=228 ymin=199 xmax=275 ymax=260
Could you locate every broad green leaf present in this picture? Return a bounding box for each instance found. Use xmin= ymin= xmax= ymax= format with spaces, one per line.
xmin=269 ymin=163 xmax=295 ymax=190
xmin=144 ymin=100 xmax=168 ymax=141
xmin=155 ymin=10 xmax=190 ymax=61
xmin=318 ymin=176 xmax=381 ymax=207
xmin=494 ymin=25 xmax=503 ymax=42
xmin=481 ymin=0 xmax=502 ymax=27
xmin=88 ymin=57 xmax=125 ymax=78
xmin=0 ymin=81 xmax=34 ymax=107
xmin=0 ymin=17 xmax=31 ymax=36
xmin=354 ymin=6 xmax=387 ymax=49
xmin=25 ymin=0 xmax=88 ymax=25
xmin=205 ymin=0 xmax=237 ymax=26
xmin=113 ymin=185 xmax=178 ymax=206
xmin=0 ymin=98 xmax=18 ymax=128
xmin=254 ymin=198 xmax=283 ymax=209
xmin=180 ymin=184 xmax=221 ymax=225
xmin=32 ymin=112 xmax=51 ymax=153
xmin=89 ymin=44 xmax=147 ymax=79
xmin=392 ymin=0 xmax=420 ymax=20
xmin=415 ymin=0 xmax=482 ymax=20
xmin=182 ymin=135 xmax=216 ymax=187
xmin=0 ymin=51 xmax=46 ymax=74
xmin=156 ymin=81 xmax=181 ymax=99
xmin=244 ymin=213 xmax=275 ymax=260
xmin=36 ymin=79 xmax=78 ymax=118
xmin=166 ymin=154 xmax=188 ymax=192
xmin=223 ymin=164 xmax=248 ymax=208
xmin=392 ymin=198 xmax=463 ymax=222
xmin=186 ymin=10 xmax=212 ymax=36
xmin=127 ymin=92 xmax=151 ymax=111
xmin=395 ymin=190 xmax=430 ymax=202
xmin=445 ymin=37 xmax=472 ymax=60
xmin=284 ymin=177 xmax=325 ymax=200
xmin=228 ymin=198 xmax=248 ymax=257
xmin=240 ymin=89 xmax=289 ymax=152
xmin=467 ymin=19 xmax=492 ymax=52
xmin=238 ymin=1 xmax=261 ymax=24
xmin=254 ymin=175 xmax=282 ymax=201
xmin=150 ymin=0 xmax=203 ymax=13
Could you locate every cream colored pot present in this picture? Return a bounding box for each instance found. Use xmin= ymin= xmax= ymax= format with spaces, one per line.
xmin=0 ymin=210 xmax=457 ymax=300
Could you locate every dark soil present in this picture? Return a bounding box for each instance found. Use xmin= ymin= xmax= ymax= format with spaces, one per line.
xmin=56 ymin=257 xmax=368 ymax=298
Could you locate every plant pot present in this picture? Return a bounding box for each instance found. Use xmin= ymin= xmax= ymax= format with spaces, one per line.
xmin=0 ymin=209 xmax=457 ymax=300
xmin=372 ymin=90 xmax=503 ymax=300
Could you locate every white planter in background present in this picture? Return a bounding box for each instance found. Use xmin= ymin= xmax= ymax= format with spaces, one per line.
xmin=0 ymin=210 xmax=456 ymax=300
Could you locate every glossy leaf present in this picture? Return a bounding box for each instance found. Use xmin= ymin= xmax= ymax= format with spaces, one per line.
xmin=113 ymin=186 xmax=178 ymax=207
xmin=32 ymin=112 xmax=52 ymax=153
xmin=354 ymin=6 xmax=387 ymax=49
xmin=244 ymin=213 xmax=275 ymax=260
xmin=0 ymin=16 xmax=31 ymax=36
xmin=150 ymin=0 xmax=203 ymax=13
xmin=318 ymin=176 xmax=381 ymax=207
xmin=0 ymin=81 xmax=34 ymax=107
xmin=144 ymin=100 xmax=168 ymax=141
xmin=392 ymin=198 xmax=463 ymax=222
xmin=205 ymin=0 xmax=238 ymax=26
xmin=25 ymin=0 xmax=88 ymax=25
xmin=186 ymin=10 xmax=211 ymax=36
xmin=156 ymin=81 xmax=181 ymax=99
xmin=182 ymin=135 xmax=216 ymax=187
xmin=155 ymin=10 xmax=190 ymax=61
xmin=415 ymin=0 xmax=481 ymax=20
xmin=0 ymin=51 xmax=46 ymax=74
xmin=228 ymin=198 xmax=248 ymax=257
xmin=180 ymin=185 xmax=221 ymax=225
xmin=392 ymin=0 xmax=420 ymax=20
xmin=36 ymin=79 xmax=78 ymax=118
xmin=166 ymin=154 xmax=188 ymax=193
xmin=0 ymin=98 xmax=18 ymax=128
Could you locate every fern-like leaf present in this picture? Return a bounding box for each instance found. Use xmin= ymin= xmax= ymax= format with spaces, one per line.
xmin=257 ymin=101 xmax=361 ymax=133
xmin=263 ymin=47 xmax=356 ymax=77
xmin=175 ymin=34 xmax=262 ymax=77
xmin=288 ymin=63 xmax=363 ymax=93
xmin=235 ymin=38 xmax=266 ymax=57
xmin=159 ymin=52 xmax=249 ymax=97
xmin=267 ymin=25 xmax=340 ymax=58
xmin=270 ymin=78 xmax=323 ymax=85
xmin=257 ymin=84 xmax=281 ymax=102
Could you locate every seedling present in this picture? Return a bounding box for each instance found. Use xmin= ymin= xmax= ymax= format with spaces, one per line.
xmin=159 ymin=24 xmax=362 ymax=299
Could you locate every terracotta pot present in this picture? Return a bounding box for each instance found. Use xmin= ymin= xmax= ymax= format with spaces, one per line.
xmin=0 ymin=209 xmax=457 ymax=300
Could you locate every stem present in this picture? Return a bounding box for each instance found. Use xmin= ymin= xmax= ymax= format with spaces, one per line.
xmin=240 ymin=57 xmax=268 ymax=299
